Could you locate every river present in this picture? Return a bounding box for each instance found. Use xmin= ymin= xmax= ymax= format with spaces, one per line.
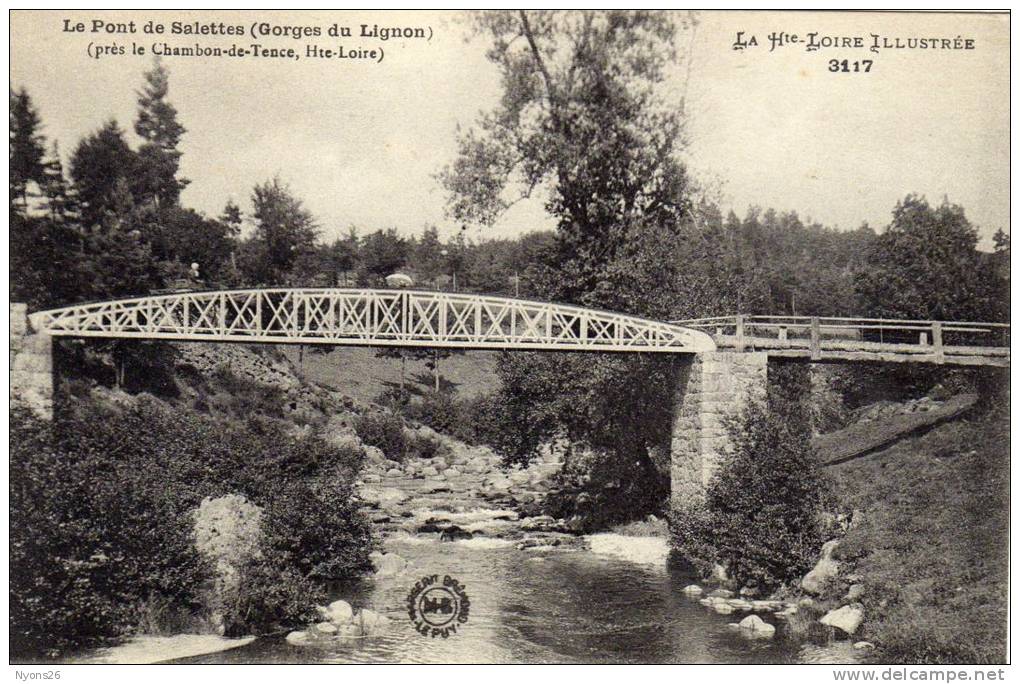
xmin=173 ymin=439 xmax=859 ymax=664
xmin=178 ymin=534 xmax=856 ymax=664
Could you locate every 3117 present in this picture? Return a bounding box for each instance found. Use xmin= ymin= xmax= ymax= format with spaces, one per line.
xmin=829 ymin=59 xmax=873 ymax=73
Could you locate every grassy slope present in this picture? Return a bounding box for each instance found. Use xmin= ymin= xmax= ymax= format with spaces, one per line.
xmin=280 ymin=346 xmax=500 ymax=404
xmin=823 ymin=406 xmax=1009 ymax=664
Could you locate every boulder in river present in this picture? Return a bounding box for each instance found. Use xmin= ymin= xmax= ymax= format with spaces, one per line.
xmin=738 ymin=614 xmax=776 ymax=637
xmin=820 ymin=603 xmax=865 ymax=635
xmin=681 ymin=584 xmax=703 ymax=596
xmin=727 ymin=598 xmax=754 ymax=611
xmin=439 ymin=525 xmax=474 ymax=542
xmin=373 ymin=552 xmax=407 ymax=577
xmin=312 ymin=622 xmax=338 ymax=635
xmin=845 ymin=583 xmax=865 ymax=601
xmin=323 ymin=599 xmax=354 ymax=624
xmin=285 ymin=630 xmax=311 ymax=646
xmin=357 ymin=609 xmax=390 ymax=635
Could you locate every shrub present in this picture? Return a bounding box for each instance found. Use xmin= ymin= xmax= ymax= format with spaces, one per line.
xmin=10 ymin=397 xmax=374 ymax=658
xmin=405 ymin=390 xmax=459 ymax=434
xmin=209 ymin=366 xmax=287 ymax=418
xmin=354 ymin=410 xmax=407 ymax=461
xmin=456 ymin=393 xmax=508 ymax=446
xmin=218 ymin=558 xmax=322 ymax=637
xmin=670 ymin=395 xmax=831 ymax=592
xmin=261 ymin=478 xmax=373 ymax=581
xmin=405 ymin=430 xmax=450 ymax=461
xmin=10 ymin=408 xmax=212 ymax=657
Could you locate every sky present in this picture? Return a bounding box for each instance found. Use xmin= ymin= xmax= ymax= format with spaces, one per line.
xmin=9 ymin=10 xmax=1010 ymax=248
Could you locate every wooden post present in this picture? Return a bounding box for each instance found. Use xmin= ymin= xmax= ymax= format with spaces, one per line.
xmin=735 ymin=315 xmax=746 ymax=352
xmin=810 ymin=317 xmax=821 ymax=360
xmin=919 ymin=331 xmax=928 ymax=346
xmin=932 ymin=321 xmax=944 ymax=364
xmin=779 ymin=326 xmax=788 ymax=342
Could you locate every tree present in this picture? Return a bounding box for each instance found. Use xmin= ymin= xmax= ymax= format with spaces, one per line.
xmin=133 ymin=60 xmax=189 ymax=208
xmin=39 ymin=142 xmax=79 ymax=223
xmin=442 ymin=10 xmax=698 ymax=302
xmin=70 ymin=120 xmax=138 ymax=229
xmin=10 ymin=88 xmax=47 ymax=209
xmin=855 ymin=195 xmax=1005 ymax=322
xmin=441 ymin=13 xmax=703 ymax=516
xmin=359 ymin=228 xmax=408 ymax=283
xmin=240 ymin=178 xmax=318 ymax=285
xmin=410 ymin=225 xmax=445 ymax=284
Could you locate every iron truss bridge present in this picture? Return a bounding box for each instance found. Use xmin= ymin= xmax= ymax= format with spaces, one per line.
xmin=29 ymin=289 xmax=717 ymax=354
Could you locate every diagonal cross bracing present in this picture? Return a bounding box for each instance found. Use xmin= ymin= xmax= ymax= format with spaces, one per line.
xmin=27 ymin=289 xmax=717 ymax=354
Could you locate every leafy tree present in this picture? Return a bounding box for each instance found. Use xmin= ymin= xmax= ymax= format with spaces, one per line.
xmin=441 ymin=11 xmax=703 ymax=525
xmin=239 ymin=178 xmax=318 ymax=285
xmin=10 ymin=87 xmax=46 ymax=209
xmin=81 ymin=178 xmax=160 ymax=300
xmin=442 ymin=10 xmax=697 ymax=301
xmin=133 ymin=60 xmax=189 ymax=208
xmin=359 ymin=228 xmax=408 ymax=282
xmin=410 ymin=225 xmax=445 ymax=284
xmin=10 ymin=213 xmax=89 ymax=310
xmin=855 ymin=195 xmax=1005 ymax=322
xmin=143 ymin=206 xmax=236 ymax=283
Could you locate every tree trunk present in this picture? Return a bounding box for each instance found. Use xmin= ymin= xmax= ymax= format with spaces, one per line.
xmin=434 ymin=351 xmax=441 ymax=392
xmin=400 ymin=356 xmax=406 ymax=391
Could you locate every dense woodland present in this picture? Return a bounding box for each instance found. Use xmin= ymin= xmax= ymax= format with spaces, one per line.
xmin=10 ymin=64 xmax=1009 ymax=321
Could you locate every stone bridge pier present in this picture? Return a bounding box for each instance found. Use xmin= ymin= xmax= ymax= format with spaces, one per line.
xmin=10 ymin=303 xmax=54 ymax=419
xmin=671 ymin=351 xmax=768 ymax=508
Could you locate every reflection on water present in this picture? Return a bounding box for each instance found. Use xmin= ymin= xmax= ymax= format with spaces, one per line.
xmin=177 ymin=538 xmax=828 ymax=664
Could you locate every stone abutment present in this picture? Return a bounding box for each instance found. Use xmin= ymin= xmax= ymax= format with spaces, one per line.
xmin=10 ymin=303 xmax=53 ymax=419
xmin=671 ymin=351 xmax=768 ymax=509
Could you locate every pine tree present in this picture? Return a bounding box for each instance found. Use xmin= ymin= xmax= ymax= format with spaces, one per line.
xmin=70 ymin=120 xmax=138 ymax=229
xmin=39 ymin=142 xmax=78 ymax=223
xmin=9 ymin=88 xmax=46 ymax=209
xmin=134 ymin=60 xmax=188 ymax=208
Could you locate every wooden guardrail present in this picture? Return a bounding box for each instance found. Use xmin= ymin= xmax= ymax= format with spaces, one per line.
xmin=671 ymin=315 xmax=1010 ymax=367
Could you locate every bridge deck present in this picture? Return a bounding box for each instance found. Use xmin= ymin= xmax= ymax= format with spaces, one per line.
xmin=28 ymin=288 xmax=717 ymax=354
xmin=674 ymin=315 xmax=1010 ymax=367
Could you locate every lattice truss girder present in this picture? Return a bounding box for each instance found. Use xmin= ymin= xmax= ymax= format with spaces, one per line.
xmin=28 ymin=289 xmax=717 ymax=353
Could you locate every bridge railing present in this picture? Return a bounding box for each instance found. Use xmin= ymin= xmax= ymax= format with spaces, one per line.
xmin=671 ymin=315 xmax=1010 ymax=363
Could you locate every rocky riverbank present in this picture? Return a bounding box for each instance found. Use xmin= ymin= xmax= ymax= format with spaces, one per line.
xmin=356 ymin=428 xmax=584 ymax=549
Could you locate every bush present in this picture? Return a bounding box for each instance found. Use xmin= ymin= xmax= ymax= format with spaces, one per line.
xmin=10 ymin=408 xmax=212 ymax=657
xmin=354 ymin=410 xmax=407 ymax=461
xmin=218 ymin=559 xmax=323 ymax=637
xmin=209 ymin=366 xmax=287 ymax=418
xmin=405 ymin=430 xmax=450 ymax=461
xmin=261 ymin=478 xmax=373 ymax=581
xmin=404 ymin=390 xmax=459 ymax=434
xmin=670 ymin=395 xmax=831 ymax=592
xmin=10 ymin=398 xmax=373 ymax=658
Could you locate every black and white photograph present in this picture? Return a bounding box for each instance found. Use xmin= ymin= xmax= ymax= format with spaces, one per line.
xmin=7 ymin=9 xmax=1011 ymax=673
